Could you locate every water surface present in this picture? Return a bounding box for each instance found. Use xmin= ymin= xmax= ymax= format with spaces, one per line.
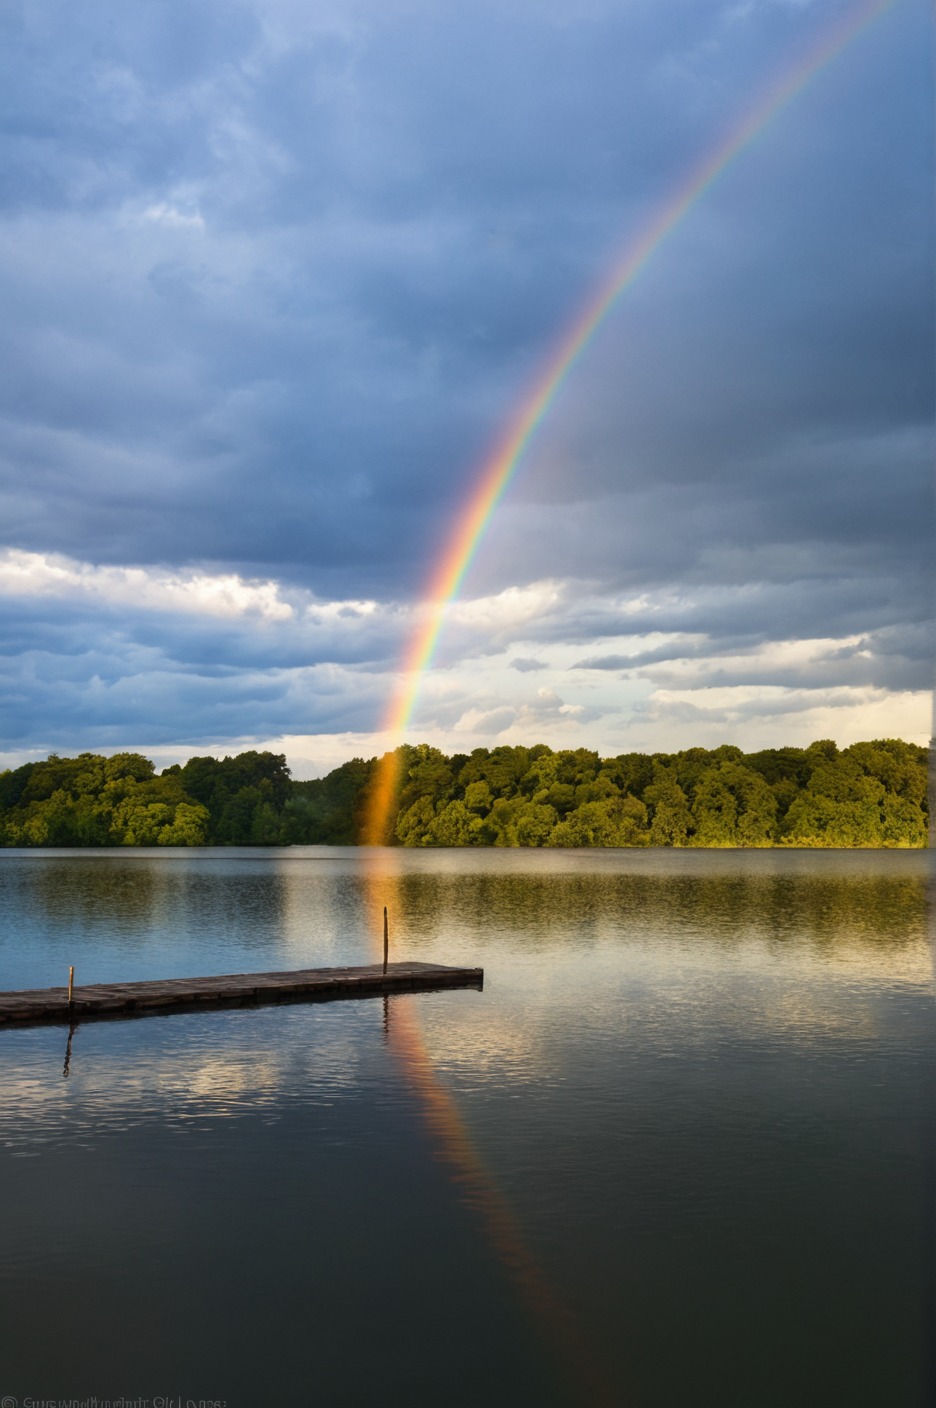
xmin=0 ymin=848 xmax=933 ymax=1407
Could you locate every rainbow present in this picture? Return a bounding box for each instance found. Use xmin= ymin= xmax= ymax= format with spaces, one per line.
xmin=374 ymin=948 xmax=618 ymax=1405
xmin=361 ymin=0 xmax=898 ymax=844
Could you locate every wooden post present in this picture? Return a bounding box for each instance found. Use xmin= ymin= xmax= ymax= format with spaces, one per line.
xmin=67 ymin=965 xmax=74 ymax=1005
xmin=383 ymin=907 xmax=389 ymax=975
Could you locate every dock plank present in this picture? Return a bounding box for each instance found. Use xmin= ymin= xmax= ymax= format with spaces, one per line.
xmin=0 ymin=961 xmax=483 ymax=1028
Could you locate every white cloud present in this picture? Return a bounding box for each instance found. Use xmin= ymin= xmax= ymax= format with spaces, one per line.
xmin=0 ymin=548 xmax=295 ymax=621
xmin=0 ymin=551 xmax=929 ymax=765
xmin=140 ymin=202 xmax=205 ymax=231
xmin=633 ymin=685 xmax=930 ymax=750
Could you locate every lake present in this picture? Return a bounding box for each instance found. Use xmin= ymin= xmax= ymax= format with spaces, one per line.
xmin=0 ymin=847 xmax=933 ymax=1408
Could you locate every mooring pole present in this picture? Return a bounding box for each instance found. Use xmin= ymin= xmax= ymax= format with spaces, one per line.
xmin=383 ymin=907 xmax=389 ymax=975
xmin=67 ymin=965 xmax=74 ymax=1006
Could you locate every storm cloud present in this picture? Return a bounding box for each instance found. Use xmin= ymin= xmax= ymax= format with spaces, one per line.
xmin=0 ymin=0 xmax=931 ymax=769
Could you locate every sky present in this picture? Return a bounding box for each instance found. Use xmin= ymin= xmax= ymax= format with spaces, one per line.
xmin=0 ymin=0 xmax=932 ymax=777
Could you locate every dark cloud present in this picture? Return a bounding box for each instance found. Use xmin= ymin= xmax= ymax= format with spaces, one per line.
xmin=0 ymin=646 xmax=385 ymax=748
xmin=574 ymin=655 xmax=632 ymax=671
xmin=0 ymin=0 xmax=930 ymax=754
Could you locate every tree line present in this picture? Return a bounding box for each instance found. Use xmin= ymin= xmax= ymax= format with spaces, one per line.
xmin=0 ymin=738 xmax=927 ymax=847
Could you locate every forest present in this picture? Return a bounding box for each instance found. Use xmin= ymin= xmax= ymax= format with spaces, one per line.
xmin=0 ymin=738 xmax=928 ymax=848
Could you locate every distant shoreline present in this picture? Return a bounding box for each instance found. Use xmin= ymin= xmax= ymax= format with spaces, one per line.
xmin=1 ymin=739 xmax=927 ymax=849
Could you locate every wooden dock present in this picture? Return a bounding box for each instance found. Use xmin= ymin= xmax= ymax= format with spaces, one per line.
xmin=0 ymin=961 xmax=484 ymax=1028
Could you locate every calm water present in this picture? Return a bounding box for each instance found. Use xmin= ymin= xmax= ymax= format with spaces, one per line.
xmin=0 ymin=847 xmax=933 ymax=1408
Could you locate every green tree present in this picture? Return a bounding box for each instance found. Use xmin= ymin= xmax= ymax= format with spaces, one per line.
xmin=691 ymin=762 xmax=777 ymax=847
xmin=398 ymin=745 xmax=456 ymax=815
xmin=782 ymin=755 xmax=885 ymax=846
xmin=0 ymin=740 xmax=927 ymax=849
xmin=549 ymin=795 xmax=648 ymax=847
xmin=285 ymin=756 xmax=376 ymax=844
xmin=426 ymin=800 xmax=486 ymax=846
xmin=464 ymin=780 xmax=493 ymax=815
xmin=395 ymin=795 xmax=436 ymax=846
xmin=644 ymin=764 xmax=692 ymax=846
